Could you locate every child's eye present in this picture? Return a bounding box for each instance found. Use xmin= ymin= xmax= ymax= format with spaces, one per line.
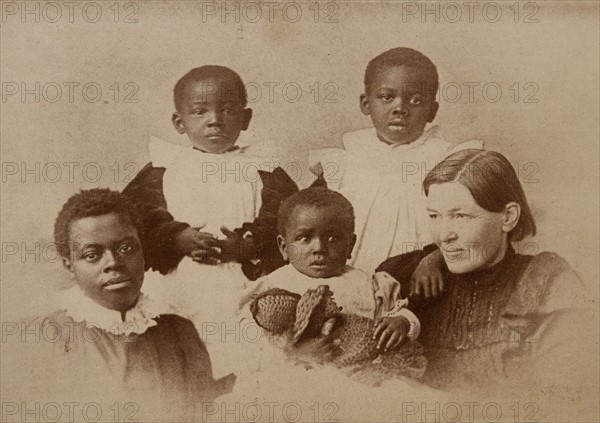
xmin=192 ymin=109 xmax=205 ymax=116
xmin=428 ymin=213 xmax=439 ymax=220
xmin=379 ymin=94 xmax=393 ymax=101
xmin=83 ymin=251 xmax=100 ymax=262
xmin=296 ymin=236 xmax=309 ymax=243
xmin=118 ymin=243 xmax=137 ymax=255
xmin=454 ymin=213 xmax=469 ymax=219
xmin=409 ymin=96 xmax=422 ymax=105
xmin=327 ymin=235 xmax=338 ymax=243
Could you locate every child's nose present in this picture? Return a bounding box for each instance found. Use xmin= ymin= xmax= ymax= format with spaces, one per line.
xmin=393 ymin=99 xmax=409 ymax=116
xmin=310 ymin=237 xmax=327 ymax=253
xmin=207 ymin=111 xmax=224 ymax=126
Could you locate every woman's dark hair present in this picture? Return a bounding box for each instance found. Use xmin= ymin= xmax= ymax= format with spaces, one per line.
xmin=423 ymin=149 xmax=536 ymax=241
xmin=54 ymin=188 xmax=143 ymax=259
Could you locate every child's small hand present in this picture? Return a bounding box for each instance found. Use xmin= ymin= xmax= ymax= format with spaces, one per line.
xmin=411 ymin=249 xmax=445 ymax=298
xmin=175 ymin=227 xmax=220 ymax=262
xmin=217 ymin=226 xmax=258 ymax=263
xmin=373 ymin=316 xmax=410 ymax=351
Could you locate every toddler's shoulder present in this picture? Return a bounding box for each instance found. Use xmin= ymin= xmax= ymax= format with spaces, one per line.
xmin=256 ymin=264 xmax=295 ymax=288
xmin=342 ymin=265 xmax=370 ymax=281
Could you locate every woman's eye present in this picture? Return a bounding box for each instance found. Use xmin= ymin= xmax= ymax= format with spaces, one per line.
xmin=455 ymin=213 xmax=467 ymax=219
xmin=428 ymin=214 xmax=439 ymax=220
xmin=327 ymin=236 xmax=338 ymax=243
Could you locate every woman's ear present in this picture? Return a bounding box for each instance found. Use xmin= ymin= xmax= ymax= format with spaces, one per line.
xmin=502 ymin=202 xmax=521 ymax=233
xmin=172 ymin=112 xmax=186 ymax=134
xmin=277 ymin=235 xmax=288 ymax=261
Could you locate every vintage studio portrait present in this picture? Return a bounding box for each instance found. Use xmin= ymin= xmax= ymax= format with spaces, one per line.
xmin=1 ymin=1 xmax=598 ymax=422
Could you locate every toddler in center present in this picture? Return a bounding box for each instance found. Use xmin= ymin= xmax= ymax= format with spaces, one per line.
xmin=243 ymin=187 xmax=420 ymax=353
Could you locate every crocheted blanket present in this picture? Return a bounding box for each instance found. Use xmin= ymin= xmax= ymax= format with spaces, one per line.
xmin=250 ymin=285 xmax=427 ymax=383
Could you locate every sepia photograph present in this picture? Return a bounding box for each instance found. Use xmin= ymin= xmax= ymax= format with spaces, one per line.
xmin=1 ymin=1 xmax=599 ymax=422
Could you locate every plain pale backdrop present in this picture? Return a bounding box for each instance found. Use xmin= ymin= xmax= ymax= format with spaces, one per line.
xmin=1 ymin=2 xmax=599 ymax=422
xmin=1 ymin=1 xmax=598 ymax=321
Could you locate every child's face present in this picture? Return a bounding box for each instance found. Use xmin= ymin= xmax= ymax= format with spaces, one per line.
xmin=172 ymin=77 xmax=252 ymax=153
xmin=360 ymin=65 xmax=439 ymax=145
xmin=277 ymin=205 xmax=356 ymax=279
xmin=63 ymin=212 xmax=145 ymax=312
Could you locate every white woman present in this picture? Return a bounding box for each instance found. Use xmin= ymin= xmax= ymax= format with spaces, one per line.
xmin=377 ymin=149 xmax=597 ymax=418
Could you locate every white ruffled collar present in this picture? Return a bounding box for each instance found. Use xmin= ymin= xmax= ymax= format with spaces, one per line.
xmin=343 ymin=125 xmax=442 ymax=153
xmin=60 ymin=286 xmax=161 ymax=336
xmin=149 ymin=135 xmax=276 ymax=169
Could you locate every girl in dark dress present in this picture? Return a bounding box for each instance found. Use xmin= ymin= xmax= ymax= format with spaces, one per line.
xmin=3 ymin=189 xmax=230 ymax=422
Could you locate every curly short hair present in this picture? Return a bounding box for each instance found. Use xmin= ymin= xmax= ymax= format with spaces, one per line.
xmin=364 ymin=47 xmax=438 ymax=96
xmin=54 ymin=188 xmax=143 ymax=259
xmin=277 ymin=187 xmax=355 ymax=236
xmin=173 ymin=65 xmax=247 ymax=111
xmin=423 ymin=149 xmax=536 ymax=242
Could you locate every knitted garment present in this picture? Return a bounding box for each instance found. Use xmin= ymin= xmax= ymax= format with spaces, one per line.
xmin=250 ymin=288 xmax=301 ymax=334
xmin=250 ymin=285 xmax=427 ymax=382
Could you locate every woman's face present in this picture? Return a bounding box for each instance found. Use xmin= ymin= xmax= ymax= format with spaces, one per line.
xmin=63 ymin=212 xmax=145 ymax=312
xmin=426 ymin=182 xmax=510 ymax=274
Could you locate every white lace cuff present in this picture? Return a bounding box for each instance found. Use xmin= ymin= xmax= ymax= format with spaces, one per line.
xmin=384 ymin=299 xmax=421 ymax=340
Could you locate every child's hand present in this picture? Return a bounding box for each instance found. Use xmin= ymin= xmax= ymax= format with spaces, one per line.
xmin=411 ymin=249 xmax=445 ymax=298
xmin=217 ymin=226 xmax=258 ymax=263
xmin=174 ymin=227 xmax=220 ymax=263
xmin=373 ymin=316 xmax=410 ymax=351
